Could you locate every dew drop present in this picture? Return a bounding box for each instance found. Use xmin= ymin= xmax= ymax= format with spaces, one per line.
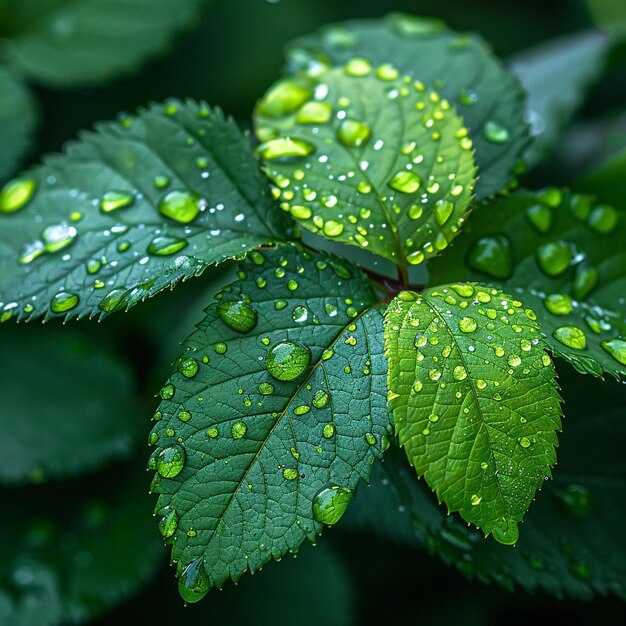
xmin=312 ymin=486 xmax=354 ymax=525
xmin=147 ymin=235 xmax=188 ymax=256
xmin=526 ymin=203 xmax=552 ymax=233
xmin=258 ymin=137 xmax=315 ymax=160
xmin=257 ymin=80 xmax=312 ymax=117
xmin=337 ymin=119 xmax=371 ymax=147
xmin=232 ymin=421 xmax=247 ymax=439
xmin=313 ymin=390 xmax=330 ymax=408
xmin=553 ymin=326 xmax=586 ymax=350
xmin=156 ymin=445 xmax=186 ymax=478
xmin=98 ymin=288 xmax=127 ymax=313
xmin=297 ymin=101 xmax=333 ymax=124
xmin=434 ymin=200 xmax=454 ymax=226
xmin=178 ymin=557 xmax=209 ymax=603
xmin=0 ymin=177 xmax=37 ymax=213
xmin=458 ymin=317 xmax=477 ymax=333
xmin=100 ymin=190 xmax=134 ymax=213
xmin=42 ymin=223 xmax=77 ymax=253
xmin=158 ymin=190 xmax=201 ymax=223
xmin=388 ymin=171 xmax=421 ymax=194
xmin=265 ymin=341 xmax=311 ymax=381
xmin=536 ymin=241 xmax=573 ymax=277
xmin=158 ymin=507 xmax=178 ymax=538
xmin=587 ymin=204 xmax=618 ymax=234
xmin=217 ymin=300 xmax=258 ymax=334
xmin=283 ymin=468 xmax=298 ymax=480
xmin=544 ymin=293 xmax=573 ymax=316
xmin=50 ymin=291 xmax=79 ymax=314
xmin=484 ymin=120 xmax=509 ymax=143
xmin=466 ymin=235 xmax=513 ymax=279
xmin=178 ymin=357 xmax=199 ymax=378
xmin=601 ymin=339 xmax=626 ymax=365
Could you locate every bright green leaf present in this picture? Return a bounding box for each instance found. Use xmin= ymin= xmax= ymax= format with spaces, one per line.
xmin=510 ymin=29 xmax=609 ymax=166
xmin=0 ymin=67 xmax=37 ymax=181
xmin=283 ymin=12 xmax=528 ymax=198
xmin=0 ymin=465 xmax=162 ymax=625
xmin=0 ymin=0 xmax=202 ymax=87
xmin=428 ymin=189 xmax=626 ymax=380
xmin=384 ymin=285 xmax=562 ymax=543
xmin=347 ymin=367 xmax=626 ymax=599
xmin=149 ymin=244 xmax=390 ymax=596
xmin=0 ymin=326 xmax=142 ymax=485
xmin=255 ymin=66 xmax=476 ymax=267
xmin=0 ymin=100 xmax=293 ymax=322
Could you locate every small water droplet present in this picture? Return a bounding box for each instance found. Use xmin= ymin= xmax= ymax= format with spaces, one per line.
xmin=257 ymin=79 xmax=312 ymax=117
xmin=42 ymin=223 xmax=77 ymax=253
xmin=313 ymin=390 xmax=329 ymax=408
xmin=147 ymin=235 xmax=188 ymax=256
xmin=232 ymin=421 xmax=247 ymax=439
xmin=484 ymin=120 xmax=509 ymax=143
xmin=526 ymin=203 xmax=552 ymax=233
xmin=159 ymin=507 xmax=179 ymax=538
xmin=283 ymin=468 xmax=298 ymax=480
xmin=100 ymin=190 xmax=134 ymax=213
xmin=217 ymin=300 xmax=258 ymax=334
xmin=258 ymin=137 xmax=315 ymax=160
xmin=156 ymin=445 xmax=186 ymax=478
xmin=178 ymin=357 xmax=199 ymax=378
xmin=50 ymin=291 xmax=79 ymax=314
xmin=587 ymin=204 xmax=618 ymax=234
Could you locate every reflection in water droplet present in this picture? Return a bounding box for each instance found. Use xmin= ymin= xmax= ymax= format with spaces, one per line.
xmin=257 ymin=80 xmax=312 ymax=117
xmin=178 ymin=557 xmax=210 ymax=603
xmin=265 ymin=341 xmax=311 ymax=381
xmin=312 ymin=486 xmax=354 ymax=525
xmin=178 ymin=357 xmax=199 ymax=378
xmin=42 ymin=223 xmax=77 ymax=253
xmin=526 ymin=203 xmax=552 ymax=233
xmin=458 ymin=317 xmax=477 ymax=333
xmin=217 ymin=300 xmax=258 ymax=334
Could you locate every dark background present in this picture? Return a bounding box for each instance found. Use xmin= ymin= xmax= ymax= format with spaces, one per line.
xmin=19 ymin=0 xmax=626 ymax=624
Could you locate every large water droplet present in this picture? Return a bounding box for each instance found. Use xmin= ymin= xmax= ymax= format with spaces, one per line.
xmin=553 ymin=326 xmax=586 ymax=350
xmin=458 ymin=317 xmax=477 ymax=333
xmin=98 ymin=288 xmax=127 ymax=313
xmin=257 ymin=80 xmax=312 ymax=117
xmin=337 ymin=119 xmax=371 ymax=147
xmin=159 ymin=507 xmax=179 ymax=538
xmin=484 ymin=120 xmax=509 ymax=143
xmin=258 ymin=137 xmax=315 ymax=160
xmin=536 ymin=241 xmax=572 ymax=276
xmin=42 ymin=223 xmax=77 ymax=253
xmin=297 ymin=101 xmax=333 ymax=124
xmin=526 ymin=203 xmax=552 ymax=233
xmin=344 ymin=57 xmax=372 ymax=76
xmin=543 ymin=293 xmax=573 ymax=316
xmin=50 ymin=291 xmax=79 ymax=314
xmin=573 ymin=265 xmax=598 ymax=300
xmin=217 ymin=300 xmax=258 ymax=334
xmin=155 ymin=445 xmax=186 ymax=478
xmin=388 ymin=171 xmax=421 ymax=194
xmin=492 ymin=516 xmax=519 ymax=545
xmin=312 ymin=485 xmax=353 ymax=525
xmin=147 ymin=235 xmax=188 ymax=256
xmin=313 ymin=389 xmax=329 ymax=408
xmin=0 ymin=177 xmax=37 ymax=213
xmin=265 ymin=341 xmax=311 ymax=381
xmin=231 ymin=421 xmax=247 ymax=439
xmin=178 ymin=557 xmax=210 ymax=603
xmin=178 ymin=357 xmax=199 ymax=378
xmin=434 ymin=200 xmax=454 ymax=226
xmin=158 ymin=190 xmax=201 ymax=224
xmin=601 ymin=339 xmax=626 ymax=365
xmin=587 ymin=204 xmax=618 ymax=234
xmin=466 ymin=235 xmax=513 ymax=279
xmin=100 ymin=190 xmax=134 ymax=213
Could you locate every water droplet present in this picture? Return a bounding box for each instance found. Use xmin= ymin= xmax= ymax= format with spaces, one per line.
xmin=293 ymin=405 xmax=310 ymax=415
xmin=313 ymin=390 xmax=329 ymax=408
xmin=569 ymin=559 xmax=592 ymax=581
xmin=178 ymin=410 xmax=191 ymax=422
xmin=156 ymin=445 xmax=186 ymax=478
xmin=258 ymin=137 xmax=315 ymax=160
xmin=257 ymin=80 xmax=312 ymax=117
xmin=458 ymin=88 xmax=478 ymax=106
xmin=297 ymin=101 xmax=333 ymax=124
xmin=312 ymin=486 xmax=354 ymax=525
xmin=388 ymin=171 xmax=421 ymax=194
xmin=471 ymin=494 xmax=482 ymax=506
xmin=206 ymin=426 xmax=218 ymax=438
xmin=159 ymin=507 xmax=178 ymax=538
xmin=558 ymin=484 xmax=593 ymax=517
xmin=337 ymin=119 xmax=371 ymax=147
xmin=492 ymin=516 xmax=519 ymax=545
xmin=587 ymin=204 xmax=618 ymax=234
xmin=434 ymin=200 xmax=454 ymax=226
xmin=178 ymin=357 xmax=199 ymax=378
xmin=526 ymin=203 xmax=552 ymax=233
xmin=154 ymin=175 xmax=170 ymax=189
xmin=452 ymin=365 xmax=467 ymax=380
xmin=98 ymin=288 xmax=127 ymax=313
xmin=283 ymin=468 xmax=298 ymax=480
xmin=19 ymin=240 xmax=45 ymax=264
xmin=217 ymin=300 xmax=258 ymax=334
xmin=158 ymin=190 xmax=201 ymax=223
xmin=344 ymin=57 xmax=372 ymax=76
xmin=50 ymin=291 xmax=79 ymax=314
xmin=573 ymin=266 xmax=598 ymax=300
xmin=458 ymin=317 xmax=477 ymax=333
xmin=466 ymin=235 xmax=513 ymax=279
xmin=323 ymin=424 xmax=335 ymax=438
xmin=265 ymin=341 xmax=311 ymax=381
xmin=147 ymin=235 xmax=188 ymax=256
xmin=553 ymin=326 xmax=586 ymax=350
xmin=178 ymin=557 xmax=209 ymax=603
xmin=508 ymin=355 xmax=522 ymax=367
xmin=100 ymin=190 xmax=134 ymax=213
xmin=601 ymin=339 xmax=626 ymax=365
xmin=544 ymin=293 xmax=573 ymax=316
xmin=323 ymin=220 xmax=344 ymax=237
xmin=292 ymin=305 xmax=308 ymax=323
xmin=0 ymin=177 xmax=37 ymax=213
xmin=290 ymin=205 xmax=312 ymax=219
xmin=214 ymin=342 xmax=228 ymax=355
xmin=536 ymin=241 xmax=573 ymax=276
xmin=232 ymin=421 xmax=247 ymax=439
xmin=42 ymin=223 xmax=77 ymax=253
xmin=519 ymin=437 xmax=531 ymax=448
xmin=484 ymin=120 xmax=509 ymax=143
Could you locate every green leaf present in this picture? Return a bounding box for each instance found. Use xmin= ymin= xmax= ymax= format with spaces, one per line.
xmin=0 ymin=325 xmax=142 ymax=485
xmin=0 ymin=100 xmax=293 ymax=322
xmin=347 ymin=368 xmax=626 ymax=600
xmin=576 ymin=146 xmax=626 ymax=207
xmin=282 ymin=12 xmax=528 ymax=198
xmin=428 ymin=189 xmax=626 ymax=380
xmin=510 ymin=29 xmax=609 ymax=167
xmin=255 ymin=66 xmax=477 ymax=267
xmin=0 ymin=67 xmax=37 ymax=181
xmin=0 ymin=0 xmax=202 ymax=87
xmin=149 ymin=243 xmax=390 ymax=597
xmin=384 ymin=285 xmax=562 ymax=544
xmin=0 ymin=465 xmax=163 ymax=625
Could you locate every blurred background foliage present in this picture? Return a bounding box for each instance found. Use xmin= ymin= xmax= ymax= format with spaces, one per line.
xmin=1 ymin=0 xmax=625 ymax=624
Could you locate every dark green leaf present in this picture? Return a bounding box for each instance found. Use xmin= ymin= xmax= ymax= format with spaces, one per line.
xmin=255 ymin=65 xmax=477 ymax=267
xmin=0 ymin=326 xmax=142 ymax=484
xmin=348 ymin=368 xmax=626 ymax=600
xmin=150 ymin=244 xmax=390 ymax=596
xmin=282 ymin=12 xmax=529 ymax=198
xmin=510 ymin=29 xmax=609 ymax=166
xmin=0 ymin=67 xmax=37 ymax=181
xmin=575 ymin=146 xmax=626 ymax=207
xmin=0 ymin=465 xmax=162 ymax=625
xmin=428 ymin=189 xmax=626 ymax=379
xmin=384 ymin=285 xmax=562 ymax=544
xmin=0 ymin=0 xmax=202 ymax=87
xmin=0 ymin=100 xmax=293 ymax=322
